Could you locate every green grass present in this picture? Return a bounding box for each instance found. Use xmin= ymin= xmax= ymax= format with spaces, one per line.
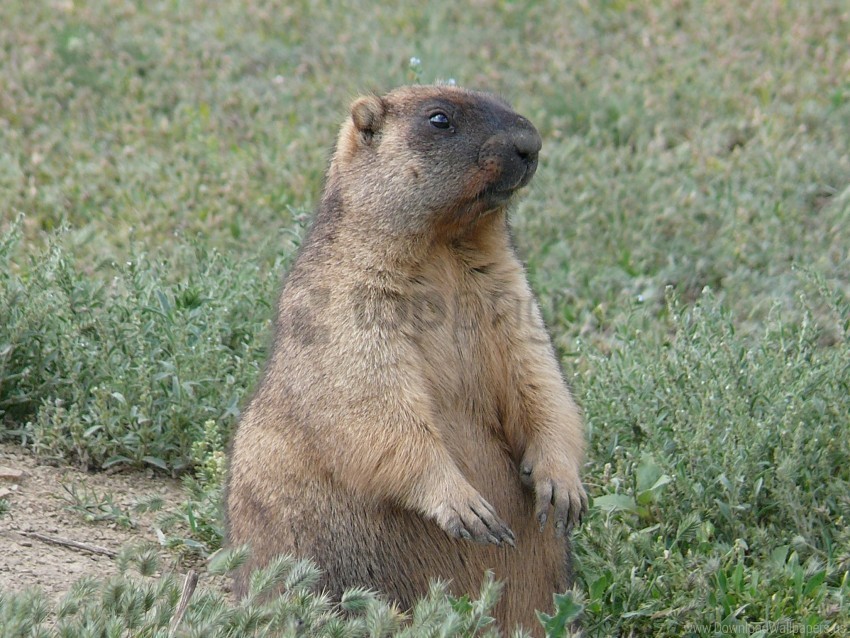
xmin=3 ymin=545 xmax=575 ymax=637
xmin=1 ymin=0 xmax=849 ymax=635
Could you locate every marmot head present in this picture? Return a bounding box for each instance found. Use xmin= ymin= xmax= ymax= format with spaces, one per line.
xmin=328 ymin=85 xmax=542 ymax=237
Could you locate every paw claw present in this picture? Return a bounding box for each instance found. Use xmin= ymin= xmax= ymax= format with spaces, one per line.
xmin=436 ymin=491 xmax=514 ymax=547
xmin=537 ymin=510 xmax=548 ymax=531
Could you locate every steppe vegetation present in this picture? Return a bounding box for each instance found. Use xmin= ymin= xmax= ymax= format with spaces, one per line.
xmin=1 ymin=1 xmax=848 ymax=635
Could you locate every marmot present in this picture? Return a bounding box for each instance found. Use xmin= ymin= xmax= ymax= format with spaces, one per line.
xmin=225 ymin=85 xmax=587 ymax=632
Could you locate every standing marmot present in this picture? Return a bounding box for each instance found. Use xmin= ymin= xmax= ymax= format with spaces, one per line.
xmin=225 ymin=85 xmax=587 ymax=632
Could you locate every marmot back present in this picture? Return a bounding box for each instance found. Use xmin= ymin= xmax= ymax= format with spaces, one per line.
xmin=225 ymin=85 xmax=587 ymax=634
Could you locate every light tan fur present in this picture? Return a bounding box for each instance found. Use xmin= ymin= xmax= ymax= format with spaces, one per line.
xmin=225 ymin=85 xmax=586 ymax=633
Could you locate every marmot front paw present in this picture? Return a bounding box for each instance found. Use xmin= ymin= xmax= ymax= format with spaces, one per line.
xmin=433 ymin=489 xmax=516 ymax=547
xmin=520 ymin=448 xmax=587 ymax=536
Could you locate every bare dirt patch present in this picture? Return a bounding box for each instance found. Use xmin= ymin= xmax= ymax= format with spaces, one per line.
xmin=0 ymin=443 xmax=190 ymax=601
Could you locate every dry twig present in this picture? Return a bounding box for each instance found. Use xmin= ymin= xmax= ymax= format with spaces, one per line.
xmin=24 ymin=531 xmax=118 ymax=558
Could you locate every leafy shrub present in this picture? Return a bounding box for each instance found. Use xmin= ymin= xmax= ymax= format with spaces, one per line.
xmin=574 ymin=287 xmax=850 ymax=635
xmin=0 ymin=218 xmax=291 ymax=473
xmin=157 ymin=420 xmax=229 ymax=554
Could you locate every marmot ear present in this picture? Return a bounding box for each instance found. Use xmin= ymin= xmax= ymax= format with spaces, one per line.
xmin=350 ymin=95 xmax=386 ymax=145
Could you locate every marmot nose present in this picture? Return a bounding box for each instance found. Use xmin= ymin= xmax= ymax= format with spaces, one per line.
xmin=513 ymin=127 xmax=542 ymax=165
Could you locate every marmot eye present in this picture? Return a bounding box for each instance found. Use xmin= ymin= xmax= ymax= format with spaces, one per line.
xmin=429 ymin=112 xmax=451 ymax=129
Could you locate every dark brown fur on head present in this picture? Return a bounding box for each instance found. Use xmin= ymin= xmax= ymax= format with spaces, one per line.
xmin=328 ymin=85 xmax=542 ymax=241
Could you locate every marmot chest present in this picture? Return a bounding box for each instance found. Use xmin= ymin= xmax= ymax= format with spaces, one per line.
xmin=402 ymin=262 xmax=516 ymax=446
